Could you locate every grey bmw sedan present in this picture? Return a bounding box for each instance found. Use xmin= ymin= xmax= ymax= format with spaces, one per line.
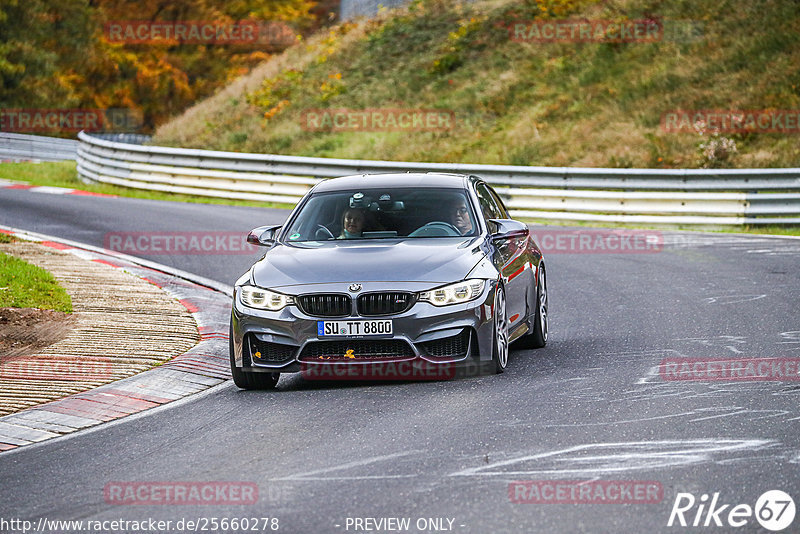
xmin=230 ymin=173 xmax=548 ymax=389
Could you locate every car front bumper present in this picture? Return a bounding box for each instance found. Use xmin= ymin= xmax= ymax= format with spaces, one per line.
xmin=231 ymin=281 xmax=498 ymax=378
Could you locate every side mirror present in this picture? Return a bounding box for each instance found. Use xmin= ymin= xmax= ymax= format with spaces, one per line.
xmin=489 ymin=219 xmax=529 ymax=241
xmin=246 ymin=225 xmax=282 ymax=247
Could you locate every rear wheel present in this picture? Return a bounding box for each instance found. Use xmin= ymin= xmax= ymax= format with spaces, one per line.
xmin=229 ymin=322 xmax=280 ymax=390
xmin=513 ymin=263 xmax=548 ymax=349
xmin=530 ymin=264 xmax=548 ymax=348
xmin=492 ymin=284 xmax=509 ymax=373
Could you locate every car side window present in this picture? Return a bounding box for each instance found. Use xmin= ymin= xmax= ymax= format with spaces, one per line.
xmin=475 ymin=183 xmax=503 ymax=222
xmin=486 ymin=185 xmax=510 ymax=218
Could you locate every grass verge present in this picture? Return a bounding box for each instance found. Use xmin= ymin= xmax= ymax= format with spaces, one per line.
xmin=0 ymin=251 xmax=73 ymax=312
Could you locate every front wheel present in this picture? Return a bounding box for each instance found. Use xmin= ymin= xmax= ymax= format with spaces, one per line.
xmin=230 ymin=322 xmax=280 ymax=390
xmin=492 ymin=284 xmax=509 ymax=373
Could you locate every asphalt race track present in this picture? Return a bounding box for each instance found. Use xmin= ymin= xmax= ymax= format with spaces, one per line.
xmin=2 ymin=187 xmax=800 ymax=533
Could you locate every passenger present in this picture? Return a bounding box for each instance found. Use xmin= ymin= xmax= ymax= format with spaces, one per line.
xmin=450 ymin=198 xmax=473 ymax=235
xmin=339 ymin=208 xmax=366 ymax=239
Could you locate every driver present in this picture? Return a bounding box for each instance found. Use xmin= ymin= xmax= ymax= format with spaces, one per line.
xmin=339 ymin=208 xmax=366 ymax=239
xmin=450 ymin=197 xmax=473 ymax=235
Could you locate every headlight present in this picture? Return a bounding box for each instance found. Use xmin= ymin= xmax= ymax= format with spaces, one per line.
xmin=239 ymin=285 xmax=294 ymax=311
xmin=418 ymin=279 xmax=485 ymax=306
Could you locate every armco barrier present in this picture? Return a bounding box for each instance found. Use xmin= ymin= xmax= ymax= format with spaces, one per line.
xmin=0 ymin=132 xmax=150 ymax=162
xmin=75 ymin=131 xmax=800 ymax=225
xmin=0 ymin=133 xmax=79 ymax=162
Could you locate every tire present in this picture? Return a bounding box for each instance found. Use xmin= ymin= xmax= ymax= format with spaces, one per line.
xmin=492 ymin=284 xmax=510 ymax=374
xmin=229 ymin=322 xmax=280 ymax=390
xmin=511 ymin=263 xmax=548 ymax=350
xmin=529 ymin=263 xmax=548 ymax=348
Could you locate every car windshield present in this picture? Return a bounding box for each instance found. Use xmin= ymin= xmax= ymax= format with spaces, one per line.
xmin=283 ymin=188 xmax=478 ymax=242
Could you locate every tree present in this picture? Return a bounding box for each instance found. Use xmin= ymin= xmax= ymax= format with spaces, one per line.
xmin=1 ymin=0 xmax=321 ymax=133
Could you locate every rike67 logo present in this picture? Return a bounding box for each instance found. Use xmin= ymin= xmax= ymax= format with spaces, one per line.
xmin=668 ymin=490 xmax=795 ymax=531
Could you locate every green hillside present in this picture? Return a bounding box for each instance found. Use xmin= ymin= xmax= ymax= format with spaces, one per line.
xmin=153 ymin=0 xmax=800 ymax=169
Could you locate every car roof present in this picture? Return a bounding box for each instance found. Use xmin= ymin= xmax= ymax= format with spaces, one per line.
xmin=311 ymin=173 xmax=471 ymax=193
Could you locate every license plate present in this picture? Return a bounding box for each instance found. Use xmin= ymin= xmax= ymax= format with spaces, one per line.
xmin=317 ymin=320 xmax=393 ymax=337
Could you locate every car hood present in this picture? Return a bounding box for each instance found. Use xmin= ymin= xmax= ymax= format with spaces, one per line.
xmin=252 ymin=238 xmax=485 ymax=289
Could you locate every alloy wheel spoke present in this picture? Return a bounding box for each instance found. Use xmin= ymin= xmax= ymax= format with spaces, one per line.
xmin=497 ymin=288 xmax=508 ymax=367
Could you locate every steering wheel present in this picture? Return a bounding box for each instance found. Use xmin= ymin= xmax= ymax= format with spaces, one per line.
xmin=314 ymin=224 xmax=335 ymax=240
xmin=408 ymin=221 xmax=461 ymax=237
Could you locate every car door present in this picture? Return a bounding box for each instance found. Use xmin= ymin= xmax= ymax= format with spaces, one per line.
xmin=488 ymin=184 xmax=538 ymax=328
xmin=475 ymin=182 xmax=528 ymax=331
